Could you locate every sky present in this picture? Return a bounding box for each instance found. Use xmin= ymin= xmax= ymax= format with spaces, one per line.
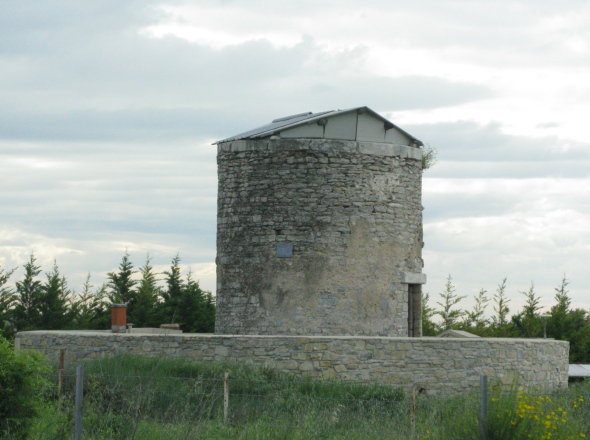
xmin=1 ymin=0 xmax=590 ymax=319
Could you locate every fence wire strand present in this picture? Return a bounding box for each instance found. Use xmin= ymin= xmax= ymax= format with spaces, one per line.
xmin=13 ymin=370 xmax=590 ymax=440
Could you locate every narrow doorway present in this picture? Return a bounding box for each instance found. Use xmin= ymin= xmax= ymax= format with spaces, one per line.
xmin=407 ymin=284 xmax=422 ymax=337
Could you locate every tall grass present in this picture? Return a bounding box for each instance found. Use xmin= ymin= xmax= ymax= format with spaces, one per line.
xmin=24 ymin=356 xmax=590 ymax=439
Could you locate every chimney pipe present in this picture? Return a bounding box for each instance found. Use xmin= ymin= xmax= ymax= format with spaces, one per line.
xmin=111 ymin=304 xmax=127 ymax=333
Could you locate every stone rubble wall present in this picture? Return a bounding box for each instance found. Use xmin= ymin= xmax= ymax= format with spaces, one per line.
xmin=16 ymin=331 xmax=569 ymax=394
xmin=216 ymin=138 xmax=424 ymax=336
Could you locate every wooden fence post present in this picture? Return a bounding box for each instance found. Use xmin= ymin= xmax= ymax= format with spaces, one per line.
xmin=58 ymin=350 xmax=65 ymax=395
xmin=223 ymin=372 xmax=229 ymax=425
xmin=478 ymin=374 xmax=488 ymax=440
xmin=410 ymin=387 xmax=416 ymax=439
xmin=74 ymin=365 xmax=84 ymax=440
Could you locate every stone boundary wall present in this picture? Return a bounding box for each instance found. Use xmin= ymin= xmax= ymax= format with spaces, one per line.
xmin=16 ymin=331 xmax=568 ymax=394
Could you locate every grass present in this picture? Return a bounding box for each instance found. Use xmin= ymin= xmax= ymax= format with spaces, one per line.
xmin=19 ymin=355 xmax=590 ymax=439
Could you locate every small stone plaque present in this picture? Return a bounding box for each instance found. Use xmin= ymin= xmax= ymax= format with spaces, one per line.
xmin=276 ymin=243 xmax=293 ymax=258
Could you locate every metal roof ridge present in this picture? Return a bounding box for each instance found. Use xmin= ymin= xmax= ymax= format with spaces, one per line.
xmin=213 ymin=106 xmax=423 ymax=146
xmin=271 ymin=112 xmax=313 ymax=123
xmin=249 ymin=110 xmax=336 ymax=139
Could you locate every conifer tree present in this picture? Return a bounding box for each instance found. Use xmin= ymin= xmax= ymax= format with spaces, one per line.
xmin=546 ymin=276 xmax=589 ymax=362
xmin=522 ymin=282 xmax=542 ymax=317
xmin=14 ymin=254 xmax=43 ymax=331
xmin=177 ymin=271 xmax=215 ymax=333
xmin=0 ymin=265 xmax=17 ymax=337
xmin=70 ymin=274 xmax=109 ymax=330
xmin=491 ymin=278 xmax=511 ymax=335
xmin=552 ymin=275 xmax=571 ymax=315
xmin=107 ymin=252 xmax=137 ymax=304
xmin=38 ymin=261 xmax=70 ymax=330
xmin=548 ymin=275 xmax=575 ymax=341
xmin=569 ymin=320 xmax=590 ymax=363
xmin=128 ymin=255 xmax=161 ymax=327
xmin=158 ymin=257 xmax=215 ymax=332
xmin=160 ymin=255 xmax=184 ymax=325
xmin=511 ymin=282 xmax=542 ymax=338
xmin=436 ymin=275 xmax=465 ymax=330
xmin=463 ymin=289 xmax=490 ymax=334
xmin=548 ymin=276 xmax=569 ymax=342
xmin=421 ymin=292 xmax=437 ymax=336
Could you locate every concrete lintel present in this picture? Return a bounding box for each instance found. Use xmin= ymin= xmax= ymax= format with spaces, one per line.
xmin=402 ymin=272 xmax=427 ymax=284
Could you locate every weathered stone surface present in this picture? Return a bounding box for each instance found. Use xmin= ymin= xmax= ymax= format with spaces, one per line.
xmin=216 ymin=138 xmax=425 ymax=337
xmin=16 ymin=331 xmax=569 ymax=394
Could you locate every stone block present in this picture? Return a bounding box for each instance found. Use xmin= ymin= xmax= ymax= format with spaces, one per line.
xmin=277 ymin=360 xmax=298 ymax=370
xmin=320 ymin=368 xmax=336 ymax=379
xmin=299 ymin=362 xmax=314 ymax=371
xmin=214 ymin=346 xmax=230 ymax=357
xmin=324 ymin=352 xmax=341 ymax=361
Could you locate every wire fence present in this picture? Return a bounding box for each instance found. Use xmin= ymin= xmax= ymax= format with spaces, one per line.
xmin=19 ymin=367 xmax=590 ymax=440
xmin=31 ymin=367 xmax=430 ymax=439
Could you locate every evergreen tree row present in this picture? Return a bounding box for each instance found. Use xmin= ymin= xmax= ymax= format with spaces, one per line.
xmin=423 ymin=275 xmax=590 ymax=362
xmin=3 ymin=255 xmax=589 ymax=362
xmin=0 ymin=253 xmax=215 ymax=339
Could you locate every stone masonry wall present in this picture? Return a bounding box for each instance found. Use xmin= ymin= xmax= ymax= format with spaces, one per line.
xmin=216 ymin=139 xmax=424 ymax=336
xmin=16 ymin=332 xmax=569 ymax=394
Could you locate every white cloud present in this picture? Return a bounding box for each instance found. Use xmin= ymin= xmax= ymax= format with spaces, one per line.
xmin=140 ymin=1 xmax=590 ymax=145
xmin=1 ymin=0 xmax=590 ymax=320
xmin=423 ymin=177 xmax=590 ymax=314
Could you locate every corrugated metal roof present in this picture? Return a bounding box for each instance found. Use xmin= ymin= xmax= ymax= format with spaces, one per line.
xmin=214 ymin=110 xmax=332 ymax=144
xmin=569 ymin=364 xmax=590 ymax=377
xmin=214 ymin=106 xmax=423 ymax=146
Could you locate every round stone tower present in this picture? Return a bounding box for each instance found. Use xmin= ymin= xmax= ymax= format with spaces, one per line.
xmin=215 ymin=107 xmax=426 ymax=336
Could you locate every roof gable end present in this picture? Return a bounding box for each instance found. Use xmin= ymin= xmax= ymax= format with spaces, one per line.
xmin=215 ymin=106 xmax=422 ymax=147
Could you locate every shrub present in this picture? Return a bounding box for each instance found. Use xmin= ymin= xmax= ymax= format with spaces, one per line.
xmin=487 ymin=387 xmax=589 ymax=440
xmin=0 ymin=336 xmax=52 ymax=439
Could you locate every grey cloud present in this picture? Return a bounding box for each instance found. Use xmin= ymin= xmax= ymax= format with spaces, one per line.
xmin=298 ymin=76 xmax=491 ymax=112
xmin=1 ymin=2 xmax=493 ymax=143
xmin=0 ymin=137 xmax=217 ymax=256
xmin=147 ymin=0 xmax=590 ymax=67
xmin=0 ymin=76 xmax=492 ymax=142
xmin=426 ymin=160 xmax=590 ymax=179
xmin=0 ymin=1 xmax=161 ymax=54
xmin=2 ymin=0 xmax=589 ymax=306
xmin=0 ymin=108 xmax=233 ymax=141
xmin=407 ymin=121 xmax=590 ymax=165
xmin=423 ymin=191 xmax=514 ymax=222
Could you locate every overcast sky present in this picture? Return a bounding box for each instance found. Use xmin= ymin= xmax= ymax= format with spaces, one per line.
xmin=2 ymin=0 xmax=590 ymax=318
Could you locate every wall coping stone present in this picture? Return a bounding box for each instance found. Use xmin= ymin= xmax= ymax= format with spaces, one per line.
xmin=218 ymin=139 xmax=423 ymax=161
xmin=16 ymin=331 xmax=567 ymax=343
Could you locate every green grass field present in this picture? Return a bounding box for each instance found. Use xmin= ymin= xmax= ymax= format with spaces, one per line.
xmin=21 ymin=356 xmax=590 ymax=439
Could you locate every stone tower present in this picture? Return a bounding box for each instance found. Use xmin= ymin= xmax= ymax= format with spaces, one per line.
xmin=215 ymin=107 xmax=426 ymax=337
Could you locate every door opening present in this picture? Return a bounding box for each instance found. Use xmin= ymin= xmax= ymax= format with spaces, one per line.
xmin=407 ymin=284 xmax=422 ymax=337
